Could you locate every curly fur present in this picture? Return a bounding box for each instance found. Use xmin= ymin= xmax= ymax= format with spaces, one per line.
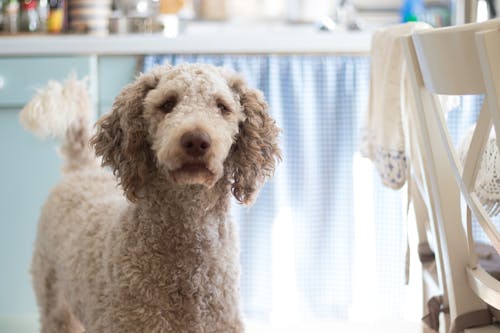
xmin=225 ymin=74 xmax=281 ymax=204
xmin=92 ymin=68 xmax=160 ymax=202
xmin=19 ymin=77 xmax=96 ymax=173
xmin=26 ymin=64 xmax=281 ymax=333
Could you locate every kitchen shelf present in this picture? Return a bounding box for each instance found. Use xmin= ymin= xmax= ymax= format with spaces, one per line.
xmin=0 ymin=22 xmax=373 ymax=55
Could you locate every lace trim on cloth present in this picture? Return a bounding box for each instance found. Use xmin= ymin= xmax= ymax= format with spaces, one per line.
xmin=372 ymin=147 xmax=407 ymax=189
xmin=361 ymin=128 xmax=408 ymax=190
xmin=460 ymin=128 xmax=500 ymax=215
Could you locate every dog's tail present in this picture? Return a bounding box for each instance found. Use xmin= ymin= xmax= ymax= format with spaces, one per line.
xmin=19 ymin=77 xmax=96 ymax=173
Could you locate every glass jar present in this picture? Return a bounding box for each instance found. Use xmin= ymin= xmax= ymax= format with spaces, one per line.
xmin=193 ymin=0 xmax=227 ymax=20
xmin=0 ymin=0 xmax=4 ymax=31
xmin=4 ymin=0 xmax=20 ymax=33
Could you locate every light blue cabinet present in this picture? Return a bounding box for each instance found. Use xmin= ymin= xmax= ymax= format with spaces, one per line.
xmin=98 ymin=56 xmax=138 ymax=115
xmin=0 ymin=108 xmax=61 ymax=318
xmin=0 ymin=57 xmax=92 ymax=107
xmin=0 ymin=55 xmax=137 ymax=331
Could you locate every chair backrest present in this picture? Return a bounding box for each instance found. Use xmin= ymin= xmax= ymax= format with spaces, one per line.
xmin=401 ymin=18 xmax=500 ymax=332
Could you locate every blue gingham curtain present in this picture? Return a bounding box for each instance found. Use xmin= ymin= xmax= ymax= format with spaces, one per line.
xmin=143 ymin=55 xmax=406 ymax=323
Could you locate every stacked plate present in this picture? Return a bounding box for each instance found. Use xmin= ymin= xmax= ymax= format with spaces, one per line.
xmin=69 ymin=0 xmax=112 ymax=35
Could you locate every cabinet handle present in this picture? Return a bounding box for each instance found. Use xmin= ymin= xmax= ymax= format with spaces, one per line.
xmin=0 ymin=76 xmax=4 ymax=90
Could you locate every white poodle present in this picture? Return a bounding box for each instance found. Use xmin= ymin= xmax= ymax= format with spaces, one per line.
xmin=20 ymin=64 xmax=281 ymax=333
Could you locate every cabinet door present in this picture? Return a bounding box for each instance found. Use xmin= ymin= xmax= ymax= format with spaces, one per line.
xmin=0 ymin=56 xmax=91 ymax=107
xmin=0 ymin=57 xmax=92 ymax=330
xmin=0 ymin=108 xmax=60 ymax=321
xmin=98 ymin=56 xmax=138 ymax=116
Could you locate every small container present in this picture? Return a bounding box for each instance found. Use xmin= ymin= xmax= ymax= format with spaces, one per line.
xmin=194 ymin=0 xmax=227 ymax=20
xmin=108 ymin=11 xmax=127 ymax=34
xmin=159 ymin=0 xmax=184 ymax=15
xmin=20 ymin=0 xmax=41 ymax=32
xmin=127 ymin=16 xmax=154 ymax=33
xmin=158 ymin=0 xmax=184 ymax=37
xmin=4 ymin=0 xmax=20 ymax=33
xmin=47 ymin=0 xmax=63 ymax=33
xmin=158 ymin=14 xmax=178 ymax=37
xmin=400 ymin=0 xmax=425 ymax=22
xmin=0 ymin=0 xmax=4 ymax=31
xmin=37 ymin=0 xmax=48 ymax=32
xmin=69 ymin=0 xmax=111 ymax=35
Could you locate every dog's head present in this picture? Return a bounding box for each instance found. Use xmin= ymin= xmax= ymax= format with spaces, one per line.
xmin=91 ymin=64 xmax=281 ymax=205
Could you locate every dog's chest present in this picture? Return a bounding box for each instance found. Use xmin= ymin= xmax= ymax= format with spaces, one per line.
xmin=121 ymin=215 xmax=240 ymax=324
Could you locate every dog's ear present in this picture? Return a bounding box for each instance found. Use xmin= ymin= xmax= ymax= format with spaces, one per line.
xmin=226 ymin=73 xmax=282 ymax=205
xmin=91 ymin=66 xmax=165 ymax=202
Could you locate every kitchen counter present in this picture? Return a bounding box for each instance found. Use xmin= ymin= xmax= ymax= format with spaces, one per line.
xmin=0 ymin=22 xmax=373 ymax=55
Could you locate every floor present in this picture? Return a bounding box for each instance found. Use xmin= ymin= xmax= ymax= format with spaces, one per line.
xmin=246 ymin=320 xmax=439 ymax=333
xmin=1 ymin=316 xmax=440 ymax=333
xmin=4 ymin=316 xmax=499 ymax=332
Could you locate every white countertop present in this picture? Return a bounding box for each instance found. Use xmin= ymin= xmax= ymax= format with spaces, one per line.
xmin=0 ymin=22 xmax=373 ymax=56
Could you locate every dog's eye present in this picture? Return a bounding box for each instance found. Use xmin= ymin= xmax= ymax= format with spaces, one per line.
xmin=217 ymin=102 xmax=231 ymax=115
xmin=161 ymin=97 xmax=177 ymax=114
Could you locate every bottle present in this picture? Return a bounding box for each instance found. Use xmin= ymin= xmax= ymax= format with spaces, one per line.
xmin=0 ymin=0 xmax=4 ymax=31
xmin=158 ymin=0 xmax=184 ymax=37
xmin=46 ymin=0 xmax=63 ymax=33
xmin=20 ymin=0 xmax=40 ymax=32
xmin=4 ymin=0 xmax=20 ymax=33
xmin=194 ymin=0 xmax=227 ymax=20
xmin=400 ymin=0 xmax=424 ymax=22
xmin=37 ymin=0 xmax=48 ymax=32
xmin=160 ymin=0 xmax=185 ymax=15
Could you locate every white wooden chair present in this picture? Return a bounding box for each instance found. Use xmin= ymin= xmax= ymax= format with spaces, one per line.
xmin=401 ymin=19 xmax=500 ymax=332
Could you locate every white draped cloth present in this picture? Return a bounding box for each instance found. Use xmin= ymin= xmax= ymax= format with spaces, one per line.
xmin=361 ymin=22 xmax=432 ymax=189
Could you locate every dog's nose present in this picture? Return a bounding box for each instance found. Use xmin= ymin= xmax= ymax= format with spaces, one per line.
xmin=181 ymin=131 xmax=211 ymax=157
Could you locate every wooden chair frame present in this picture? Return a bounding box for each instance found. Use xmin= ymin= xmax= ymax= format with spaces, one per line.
xmin=402 ymin=19 xmax=500 ymax=332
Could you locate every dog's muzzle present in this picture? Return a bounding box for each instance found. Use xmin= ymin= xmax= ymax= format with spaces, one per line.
xmin=167 ymin=129 xmax=219 ymax=187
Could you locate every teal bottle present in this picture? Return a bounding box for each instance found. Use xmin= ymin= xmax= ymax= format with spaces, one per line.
xmin=401 ymin=0 xmax=424 ymax=22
